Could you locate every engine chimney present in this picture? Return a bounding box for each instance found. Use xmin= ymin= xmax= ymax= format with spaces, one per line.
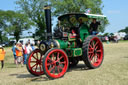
xmin=44 ymin=5 xmax=52 ymax=39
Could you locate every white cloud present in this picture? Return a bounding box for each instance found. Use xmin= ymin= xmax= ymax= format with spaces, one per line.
xmin=107 ymin=10 xmax=120 ymax=14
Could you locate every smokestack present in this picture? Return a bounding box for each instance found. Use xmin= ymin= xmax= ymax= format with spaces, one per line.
xmin=44 ymin=5 xmax=52 ymax=39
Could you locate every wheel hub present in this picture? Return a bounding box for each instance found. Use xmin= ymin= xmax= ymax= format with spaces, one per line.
xmin=36 ymin=60 xmax=41 ymax=64
xmin=56 ymin=62 xmax=59 ymax=66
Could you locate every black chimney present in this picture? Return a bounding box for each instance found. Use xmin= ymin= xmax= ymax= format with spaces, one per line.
xmin=44 ymin=5 xmax=52 ymax=39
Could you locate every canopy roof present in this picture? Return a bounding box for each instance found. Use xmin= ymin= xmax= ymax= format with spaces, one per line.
xmin=58 ymin=13 xmax=107 ymax=21
xmin=85 ymin=13 xmax=107 ymax=19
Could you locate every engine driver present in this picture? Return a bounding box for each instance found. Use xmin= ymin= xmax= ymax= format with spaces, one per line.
xmin=90 ymin=18 xmax=100 ymax=35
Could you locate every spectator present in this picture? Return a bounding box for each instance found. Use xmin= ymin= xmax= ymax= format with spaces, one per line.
xmin=15 ymin=43 xmax=23 ymax=67
xmin=23 ymin=43 xmax=28 ymax=64
xmin=37 ymin=40 xmax=40 ymax=46
xmin=26 ymin=42 xmax=32 ymax=55
xmin=114 ymin=36 xmax=118 ymax=43
xmin=12 ymin=43 xmax=17 ymax=64
xmin=31 ymin=43 xmax=35 ymax=51
xmin=105 ymin=36 xmax=109 ymax=44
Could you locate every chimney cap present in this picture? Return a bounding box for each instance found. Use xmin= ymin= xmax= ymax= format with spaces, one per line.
xmin=44 ymin=5 xmax=51 ymax=10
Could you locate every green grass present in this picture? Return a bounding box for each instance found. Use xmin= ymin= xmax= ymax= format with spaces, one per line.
xmin=0 ymin=42 xmax=128 ymax=85
xmin=119 ymin=40 xmax=128 ymax=42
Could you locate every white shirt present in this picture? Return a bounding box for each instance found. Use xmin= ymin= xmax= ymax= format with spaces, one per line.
xmin=26 ymin=45 xmax=32 ymax=54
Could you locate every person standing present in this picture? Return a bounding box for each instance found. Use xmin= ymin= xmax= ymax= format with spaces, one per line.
xmin=105 ymin=36 xmax=109 ymax=44
xmin=31 ymin=43 xmax=35 ymax=51
xmin=15 ymin=43 xmax=23 ymax=67
xmin=23 ymin=43 xmax=28 ymax=64
xmin=12 ymin=43 xmax=17 ymax=64
xmin=26 ymin=43 xmax=32 ymax=55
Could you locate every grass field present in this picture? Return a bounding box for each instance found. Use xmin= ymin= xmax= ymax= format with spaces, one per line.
xmin=0 ymin=41 xmax=128 ymax=85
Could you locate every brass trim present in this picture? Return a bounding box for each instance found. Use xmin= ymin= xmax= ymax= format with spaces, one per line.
xmin=44 ymin=6 xmax=50 ymax=9
xmin=54 ymin=40 xmax=60 ymax=48
xmin=50 ymin=42 xmax=54 ymax=48
xmin=73 ymin=48 xmax=82 ymax=57
xmin=40 ymin=44 xmax=46 ymax=51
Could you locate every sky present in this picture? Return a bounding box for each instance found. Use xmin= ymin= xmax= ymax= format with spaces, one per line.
xmin=0 ymin=0 xmax=128 ymax=35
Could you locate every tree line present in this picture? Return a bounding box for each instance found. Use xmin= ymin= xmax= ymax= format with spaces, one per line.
xmin=0 ymin=0 xmax=108 ymax=43
xmin=118 ymin=27 xmax=128 ymax=34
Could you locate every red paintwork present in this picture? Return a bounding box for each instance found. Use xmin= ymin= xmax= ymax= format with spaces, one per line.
xmin=44 ymin=49 xmax=68 ymax=78
xmin=28 ymin=49 xmax=44 ymax=75
xmin=88 ymin=37 xmax=103 ymax=67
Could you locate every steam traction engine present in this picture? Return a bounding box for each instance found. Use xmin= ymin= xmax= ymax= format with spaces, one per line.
xmin=26 ymin=6 xmax=106 ymax=79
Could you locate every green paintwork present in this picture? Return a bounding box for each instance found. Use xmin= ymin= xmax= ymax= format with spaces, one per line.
xmin=80 ymin=24 xmax=89 ymax=41
xmin=69 ymin=42 xmax=76 ymax=48
xmin=65 ymin=48 xmax=82 ymax=57
xmin=65 ymin=48 xmax=72 ymax=57
xmin=56 ymin=39 xmax=76 ymax=49
xmin=57 ymin=40 xmax=68 ymax=49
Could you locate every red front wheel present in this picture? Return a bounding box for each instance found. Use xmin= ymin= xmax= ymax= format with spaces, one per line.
xmin=26 ymin=49 xmax=44 ymax=76
xmin=43 ymin=48 xmax=69 ymax=79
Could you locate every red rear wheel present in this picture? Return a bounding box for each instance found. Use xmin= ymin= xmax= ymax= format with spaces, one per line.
xmin=43 ymin=48 xmax=69 ymax=79
xmin=26 ymin=49 xmax=44 ymax=76
xmin=82 ymin=36 xmax=104 ymax=68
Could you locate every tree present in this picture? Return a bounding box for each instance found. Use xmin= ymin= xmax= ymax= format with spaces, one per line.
xmin=0 ymin=10 xmax=33 ymax=42
xmin=51 ymin=0 xmax=103 ymax=16
xmin=0 ymin=10 xmax=8 ymax=43
xmin=118 ymin=27 xmax=128 ymax=34
xmin=16 ymin=0 xmax=48 ymax=39
xmin=103 ymin=33 xmax=109 ymax=36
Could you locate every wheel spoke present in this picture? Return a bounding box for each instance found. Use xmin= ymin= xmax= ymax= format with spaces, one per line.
xmin=36 ymin=52 xmax=38 ymax=60
xmin=58 ymin=65 xmax=63 ymax=70
xmin=89 ymin=44 xmax=93 ymax=49
xmin=31 ymin=63 xmax=37 ymax=69
xmin=40 ymin=54 xmax=43 ymax=61
xmin=47 ymin=63 xmax=52 ymax=66
xmin=59 ymin=61 xmax=66 ymax=64
xmin=97 ymin=50 xmax=102 ymax=53
xmin=30 ymin=61 xmax=36 ymax=63
xmin=94 ymin=55 xmax=97 ymax=63
xmin=94 ymin=41 xmax=99 ymax=48
xmin=47 ymin=57 xmax=53 ymax=63
xmin=89 ymin=53 xmax=94 ymax=60
xmin=52 ymin=53 xmax=55 ymax=60
xmin=92 ymin=41 xmax=95 ymax=48
xmin=88 ymin=50 xmax=93 ymax=54
xmin=39 ymin=64 xmax=42 ymax=72
xmin=49 ymin=65 xmax=55 ymax=72
xmin=95 ymin=46 xmax=99 ymax=50
xmin=57 ymin=52 xmax=60 ymax=60
xmin=52 ymin=67 xmax=55 ymax=74
xmin=32 ymin=55 xmax=38 ymax=60
xmin=57 ymin=66 xmax=60 ymax=73
xmin=35 ymin=64 xmax=38 ymax=72
xmin=57 ymin=56 xmax=63 ymax=61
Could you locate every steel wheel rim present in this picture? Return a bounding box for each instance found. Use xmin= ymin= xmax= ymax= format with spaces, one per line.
xmin=88 ymin=37 xmax=103 ymax=67
xmin=28 ymin=49 xmax=44 ymax=75
xmin=44 ymin=49 xmax=68 ymax=78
